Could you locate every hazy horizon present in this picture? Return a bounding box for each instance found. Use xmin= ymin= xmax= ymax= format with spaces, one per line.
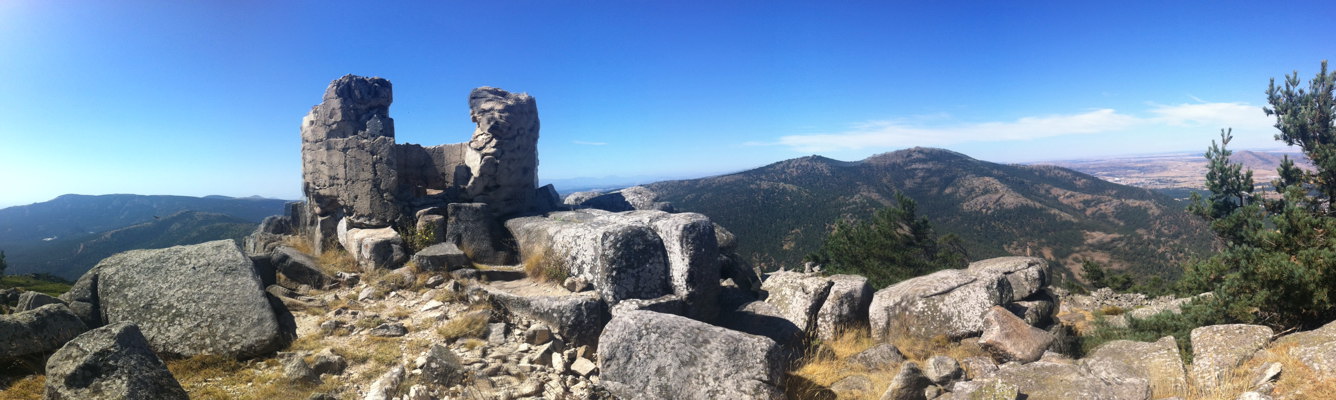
xmin=1 ymin=1 xmax=1332 ymax=208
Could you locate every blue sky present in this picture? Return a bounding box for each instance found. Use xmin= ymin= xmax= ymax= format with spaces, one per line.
xmin=0 ymin=1 xmax=1333 ymax=207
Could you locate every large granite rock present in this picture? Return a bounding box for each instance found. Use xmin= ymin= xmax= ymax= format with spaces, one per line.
xmin=270 ymin=246 xmax=333 ymax=288
xmin=979 ymin=306 xmax=1053 ymax=363
xmin=463 ymin=87 xmax=540 ymax=216
xmin=870 ymin=268 xmax=1011 ymax=341
xmin=880 ymin=361 xmax=932 ymax=400
xmin=1191 ymin=324 xmax=1273 ymax=391
xmin=337 ymin=221 xmax=408 ymax=270
xmin=60 ymin=267 xmax=102 ymax=328
xmin=598 ymin=310 xmax=785 ymax=400
xmin=1082 ymin=336 xmax=1188 ymax=398
xmin=411 ymin=242 xmax=471 ymax=271
xmin=647 ymin=212 xmax=720 ymax=321
xmin=761 ymin=271 xmax=833 ymax=335
xmin=967 ymin=257 xmax=1048 ymax=301
xmin=16 ymin=291 xmax=64 ymax=312
xmin=486 ymin=288 xmax=608 ymax=347
xmin=506 ymin=212 xmax=672 ymax=305
xmin=92 ymin=240 xmax=285 ymax=358
xmin=1271 ymin=319 xmax=1336 ymax=378
xmin=717 ymin=300 xmax=805 ymax=365
xmin=43 ymin=323 xmax=188 ymax=400
xmin=445 ymin=203 xmax=512 ymax=265
xmin=575 ymin=186 xmax=674 ymax=212
xmin=960 ymin=360 xmax=1151 ymax=400
xmin=0 ymin=303 xmax=88 ymax=360
xmin=301 ymin=75 xmax=403 ymax=228
xmin=815 ymin=274 xmax=874 ymax=341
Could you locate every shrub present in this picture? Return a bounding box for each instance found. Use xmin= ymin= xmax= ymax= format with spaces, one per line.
xmin=805 ymin=192 xmax=967 ymax=289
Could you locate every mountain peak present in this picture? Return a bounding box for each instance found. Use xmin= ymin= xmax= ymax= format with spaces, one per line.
xmin=864 ymin=147 xmax=975 ymax=165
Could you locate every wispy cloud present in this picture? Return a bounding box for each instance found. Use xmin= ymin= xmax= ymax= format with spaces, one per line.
xmin=761 ymin=102 xmax=1274 ymax=153
xmin=573 ymin=140 xmax=608 ymax=146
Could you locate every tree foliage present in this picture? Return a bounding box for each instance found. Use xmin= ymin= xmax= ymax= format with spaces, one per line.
xmin=1181 ymin=61 xmax=1336 ymax=330
xmin=0 ymin=250 xmax=6 ymax=278
xmin=806 ymin=192 xmax=968 ymax=288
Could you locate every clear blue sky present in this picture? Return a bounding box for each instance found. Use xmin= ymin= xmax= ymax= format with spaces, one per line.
xmin=1 ymin=1 xmax=1333 ymax=207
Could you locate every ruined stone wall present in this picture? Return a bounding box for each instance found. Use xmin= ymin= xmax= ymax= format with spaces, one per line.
xmin=297 ymin=75 xmax=539 ymax=252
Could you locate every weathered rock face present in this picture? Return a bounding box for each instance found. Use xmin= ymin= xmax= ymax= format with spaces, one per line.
xmin=870 ymin=268 xmax=1011 ymax=341
xmin=1271 ymin=319 xmax=1336 ymax=378
xmin=0 ymin=303 xmax=88 ymax=360
xmin=464 ymin=87 xmax=540 ymax=217
xmin=271 ymin=246 xmax=333 ymax=288
xmin=761 ymin=271 xmax=834 ymax=335
xmin=815 ymin=274 xmax=874 ymax=341
xmin=967 ymin=257 xmax=1047 ymax=301
xmin=598 ymin=310 xmax=785 ymax=400
xmin=880 ymin=361 xmax=932 ymax=400
xmin=411 ymin=242 xmax=471 ymax=271
xmin=92 ymin=240 xmax=285 ymax=358
xmin=43 ymin=323 xmax=188 ymax=400
xmin=486 ymin=287 xmax=609 ymax=347
xmin=506 ymin=212 xmax=672 ymax=305
xmin=979 ymin=306 xmax=1053 ymax=363
xmin=60 ymin=267 xmax=102 ymax=328
xmin=16 ymin=291 xmax=64 ymax=312
xmin=301 ymin=75 xmax=402 ymax=228
xmin=1082 ymin=336 xmax=1188 ymax=398
xmin=962 ymin=360 xmax=1151 ymax=400
xmin=647 ymin=212 xmax=720 ymax=321
xmin=573 ymin=186 xmax=675 ymax=213
xmin=337 ymin=221 xmax=408 ymax=270
xmin=1191 ymin=324 xmax=1274 ymax=391
xmin=445 ymin=203 xmax=512 ymax=265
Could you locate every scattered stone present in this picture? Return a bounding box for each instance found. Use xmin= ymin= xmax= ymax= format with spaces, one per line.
xmin=563 ymin=276 xmax=592 ymax=292
xmin=979 ymin=306 xmax=1054 ymax=363
xmin=338 ymin=223 xmax=408 ymax=270
xmin=963 ymin=360 xmax=1150 ymax=400
xmin=598 ymin=310 xmax=785 ymax=400
xmin=571 ymin=357 xmax=597 ymax=376
xmin=43 ymin=323 xmax=187 ymax=400
xmin=848 ymin=343 xmax=906 ymax=371
xmin=420 ymin=300 xmax=444 ymax=312
xmin=525 ymin=324 xmax=553 ymax=345
xmin=1191 ymin=324 xmax=1273 ymax=391
xmin=364 ymin=365 xmax=406 ymax=400
xmin=281 ymin=352 xmax=320 ymax=383
xmin=486 ymin=323 xmax=507 ymax=345
xmin=831 ymin=375 xmax=874 ymax=397
xmin=311 ymin=348 xmax=348 ymax=375
xmin=421 ymin=344 xmax=466 ymax=386
xmin=881 ymin=361 xmax=932 ymax=400
xmin=923 ymin=355 xmax=962 ymax=385
xmin=368 ymin=323 xmax=408 ymax=337
xmin=424 ymin=275 xmax=448 ymax=289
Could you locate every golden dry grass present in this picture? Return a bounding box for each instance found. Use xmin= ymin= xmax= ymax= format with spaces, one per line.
xmin=522 ymin=247 xmax=568 ymax=283
xmin=436 ymin=311 xmax=491 ymax=341
xmin=167 ymin=354 xmax=341 ymax=400
xmin=0 ymin=374 xmax=44 ymax=400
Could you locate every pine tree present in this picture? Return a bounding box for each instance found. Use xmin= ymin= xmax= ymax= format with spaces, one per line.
xmin=805 ymin=193 xmax=967 ymax=288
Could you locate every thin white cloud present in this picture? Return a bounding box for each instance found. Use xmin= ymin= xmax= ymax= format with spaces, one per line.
xmin=765 ymin=102 xmax=1275 ymax=153
xmin=573 ymin=140 xmax=608 ymax=146
xmin=770 ymin=109 xmax=1138 ymax=153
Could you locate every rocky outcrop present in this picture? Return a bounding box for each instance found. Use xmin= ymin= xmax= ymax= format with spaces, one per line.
xmin=43 ymin=323 xmax=188 ymax=400
xmin=301 ymin=75 xmax=402 ymax=229
xmin=869 ymin=268 xmax=1011 ymax=341
xmin=646 ymin=212 xmax=720 ymax=321
xmin=1191 ymin=324 xmax=1273 ymax=391
xmin=760 ymin=271 xmax=833 ymax=335
xmin=0 ymin=303 xmax=88 ymax=360
xmin=1271 ymin=319 xmax=1336 ymax=378
xmin=881 ymin=361 xmax=932 ymax=400
xmin=486 ymin=287 xmax=608 ymax=347
xmin=815 ymin=274 xmax=873 ymax=341
xmin=598 ymin=310 xmax=785 ymax=400
xmin=572 ymin=186 xmax=675 ymax=212
xmin=506 ymin=211 xmax=672 ymax=305
xmin=966 ymin=257 xmax=1047 ymax=301
xmin=60 ymin=267 xmax=102 ymax=328
xmin=91 ymin=240 xmax=285 ymax=358
xmin=960 ymin=360 xmax=1151 ymax=400
xmin=411 ymin=242 xmax=471 ymax=271
xmin=462 ymin=87 xmax=540 ymax=217
xmin=16 ymin=291 xmax=64 ymax=312
xmin=1082 ymin=336 xmax=1188 ymax=397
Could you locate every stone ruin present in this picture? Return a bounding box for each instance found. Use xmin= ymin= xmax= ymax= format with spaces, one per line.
xmin=296 ymin=75 xmax=545 ymax=255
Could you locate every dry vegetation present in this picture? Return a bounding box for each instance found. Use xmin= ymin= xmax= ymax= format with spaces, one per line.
xmin=789 ymin=327 xmax=988 ymax=400
xmin=522 ymin=247 xmax=568 ymax=283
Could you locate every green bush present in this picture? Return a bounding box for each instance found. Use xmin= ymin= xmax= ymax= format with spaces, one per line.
xmin=805 ymin=192 xmax=967 ymax=289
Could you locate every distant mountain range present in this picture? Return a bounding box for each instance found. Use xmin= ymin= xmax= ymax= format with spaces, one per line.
xmin=646 ymin=148 xmax=1219 ymax=282
xmin=0 ymin=194 xmax=290 ymax=279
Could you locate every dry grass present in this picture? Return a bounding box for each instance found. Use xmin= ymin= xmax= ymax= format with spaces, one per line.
xmin=522 ymin=247 xmax=568 ymax=283
xmin=313 ymin=244 xmax=360 ymax=276
xmin=1099 ymin=305 xmax=1127 ymax=316
xmin=1186 ymin=341 xmax=1336 ymax=400
xmin=1 ymin=374 xmax=44 ymax=400
xmin=167 ymin=354 xmax=341 ymax=400
xmin=436 ymin=311 xmax=491 ymax=341
xmin=789 ymin=328 xmax=894 ymax=400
